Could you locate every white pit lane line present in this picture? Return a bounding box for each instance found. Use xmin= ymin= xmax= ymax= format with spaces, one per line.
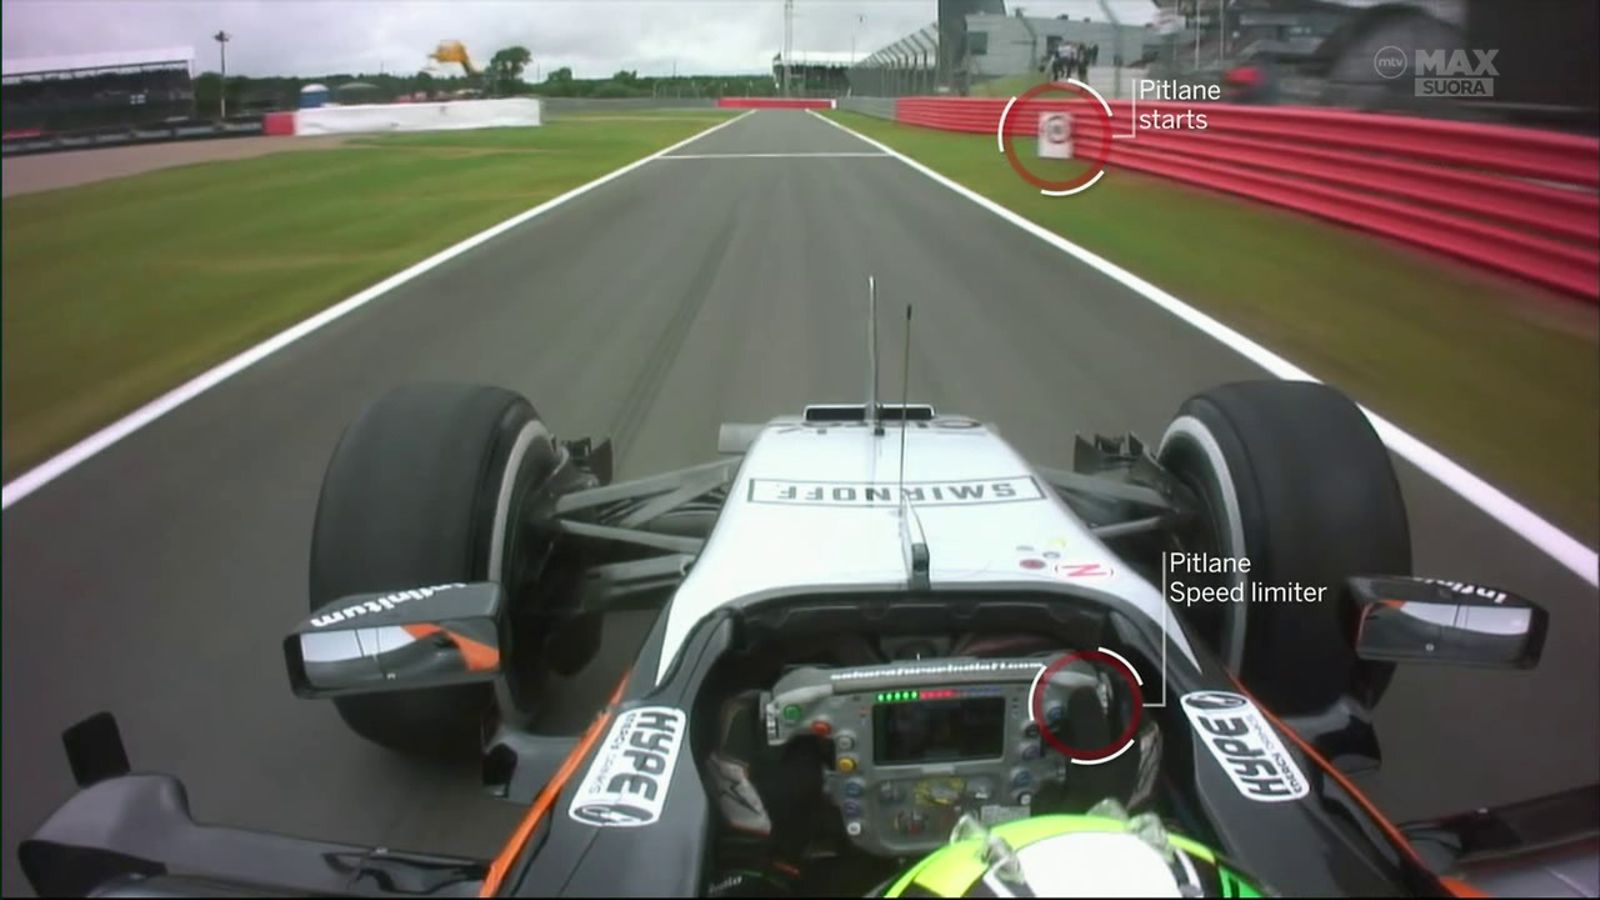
xmin=0 ymin=109 xmax=756 ymax=512
xmin=808 ymin=109 xmax=1599 ymax=587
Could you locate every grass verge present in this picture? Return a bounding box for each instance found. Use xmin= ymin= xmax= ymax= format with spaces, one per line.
xmin=969 ymin=72 xmax=1049 ymax=97
xmin=825 ymin=110 xmax=1599 ymax=543
xmin=1 ymin=112 xmax=733 ymax=481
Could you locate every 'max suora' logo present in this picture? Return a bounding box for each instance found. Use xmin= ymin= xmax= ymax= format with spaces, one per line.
xmin=1373 ymin=46 xmax=1500 ymax=97
xmin=310 ymin=583 xmax=465 ymax=628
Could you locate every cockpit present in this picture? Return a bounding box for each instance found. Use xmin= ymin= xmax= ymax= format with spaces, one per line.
xmin=671 ymin=588 xmax=1164 ymax=895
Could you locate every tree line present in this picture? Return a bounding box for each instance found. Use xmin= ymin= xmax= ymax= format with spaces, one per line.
xmin=197 ymin=44 xmax=779 ymax=113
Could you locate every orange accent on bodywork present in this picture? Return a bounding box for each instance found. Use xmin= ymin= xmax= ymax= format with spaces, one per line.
xmin=1354 ymin=600 xmax=1404 ymax=644
xmin=1440 ymin=876 xmax=1489 ymax=897
xmin=401 ymin=623 xmax=501 ymax=672
xmin=478 ymin=671 xmax=632 ymax=897
xmin=1227 ymin=676 xmax=1430 ymax=872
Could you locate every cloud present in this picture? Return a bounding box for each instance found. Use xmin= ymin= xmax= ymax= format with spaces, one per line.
xmin=2 ymin=0 xmax=1150 ymax=78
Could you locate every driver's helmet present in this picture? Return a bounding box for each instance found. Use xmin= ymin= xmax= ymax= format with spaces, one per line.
xmin=883 ymin=807 xmax=1264 ymax=898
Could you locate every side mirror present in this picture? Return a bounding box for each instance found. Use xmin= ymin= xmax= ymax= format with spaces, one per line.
xmin=1348 ymin=576 xmax=1546 ymax=669
xmin=285 ymin=583 xmax=505 ymax=698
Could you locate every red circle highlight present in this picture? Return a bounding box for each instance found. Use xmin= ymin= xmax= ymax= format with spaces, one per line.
xmin=1029 ymin=649 xmax=1143 ymax=761
xmin=1001 ymin=81 xmax=1114 ymax=193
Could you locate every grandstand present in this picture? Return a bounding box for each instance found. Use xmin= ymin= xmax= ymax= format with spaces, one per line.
xmin=771 ymin=50 xmax=854 ymax=98
xmin=1 ymin=47 xmax=196 ymax=136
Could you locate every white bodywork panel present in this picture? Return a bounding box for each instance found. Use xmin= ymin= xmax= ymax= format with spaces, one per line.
xmin=653 ymin=415 xmax=1198 ymax=683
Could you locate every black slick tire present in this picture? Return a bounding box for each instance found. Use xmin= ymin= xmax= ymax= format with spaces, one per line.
xmin=1158 ymin=380 xmax=1410 ymax=714
xmin=309 ymin=383 xmax=558 ymax=756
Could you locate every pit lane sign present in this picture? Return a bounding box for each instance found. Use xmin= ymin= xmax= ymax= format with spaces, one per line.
xmin=1039 ymin=112 xmax=1073 ymax=160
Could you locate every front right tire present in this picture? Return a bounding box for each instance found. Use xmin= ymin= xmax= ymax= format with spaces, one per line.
xmin=1158 ymin=380 xmax=1410 ymax=715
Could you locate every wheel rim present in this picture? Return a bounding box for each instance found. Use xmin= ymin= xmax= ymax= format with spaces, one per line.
xmin=1159 ymin=416 xmax=1249 ymax=673
xmin=488 ymin=419 xmax=555 ymax=584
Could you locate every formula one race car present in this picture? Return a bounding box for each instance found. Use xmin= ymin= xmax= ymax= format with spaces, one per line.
xmin=19 ymin=296 xmax=1598 ymax=898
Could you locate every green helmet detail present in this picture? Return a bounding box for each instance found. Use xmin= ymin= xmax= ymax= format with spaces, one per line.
xmin=883 ymin=812 xmax=1266 ymax=898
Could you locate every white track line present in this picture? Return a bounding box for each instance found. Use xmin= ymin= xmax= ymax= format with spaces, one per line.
xmin=0 ymin=109 xmax=756 ymax=511
xmin=809 ymin=109 xmax=1599 ymax=586
xmin=659 ymin=151 xmax=889 ymax=159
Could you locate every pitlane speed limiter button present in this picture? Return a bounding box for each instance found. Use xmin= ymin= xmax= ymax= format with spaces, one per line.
xmin=1030 ymin=651 xmax=1143 ymax=762
xmin=896 ymin=811 xmax=928 ymax=836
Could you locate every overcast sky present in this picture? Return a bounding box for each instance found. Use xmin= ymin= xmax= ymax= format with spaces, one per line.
xmin=3 ymin=0 xmax=1157 ymax=79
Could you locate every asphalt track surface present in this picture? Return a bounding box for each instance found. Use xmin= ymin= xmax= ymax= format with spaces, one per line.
xmin=3 ymin=110 xmax=1596 ymax=895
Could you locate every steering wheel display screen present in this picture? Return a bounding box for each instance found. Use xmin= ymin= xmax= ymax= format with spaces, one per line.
xmin=873 ymin=697 xmax=1006 ymax=765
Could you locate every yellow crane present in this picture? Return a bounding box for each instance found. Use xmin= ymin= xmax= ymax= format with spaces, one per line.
xmin=428 ymin=40 xmax=480 ymax=77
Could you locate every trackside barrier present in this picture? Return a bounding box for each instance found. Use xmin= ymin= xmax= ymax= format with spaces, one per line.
xmin=2 ymin=118 xmax=266 ymax=156
xmin=296 ymin=98 xmax=542 ymax=136
xmin=717 ymin=97 xmax=836 ymax=109
xmin=263 ymin=99 xmax=543 ymax=138
xmin=893 ymin=97 xmax=1600 ymax=299
xmin=262 ymin=112 xmax=296 ymax=136
xmin=540 ymin=97 xmax=718 ymax=115
xmin=838 ymin=97 xmax=897 ymax=120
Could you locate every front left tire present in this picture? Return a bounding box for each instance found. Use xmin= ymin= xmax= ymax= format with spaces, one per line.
xmin=309 ymin=383 xmax=559 ymax=756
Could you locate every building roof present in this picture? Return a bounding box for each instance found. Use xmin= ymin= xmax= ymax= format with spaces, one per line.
xmin=1016 ymin=0 xmax=1160 ymax=26
xmin=771 ymin=50 xmax=860 ymax=68
xmin=1 ymin=46 xmax=194 ymax=80
xmin=967 ymin=4 xmax=1160 ymax=28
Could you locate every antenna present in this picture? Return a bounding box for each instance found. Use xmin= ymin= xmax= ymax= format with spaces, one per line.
xmin=897 ymin=303 xmax=912 ymax=488
xmin=897 ymin=303 xmax=930 ymax=591
xmin=867 ymin=276 xmax=882 ymax=436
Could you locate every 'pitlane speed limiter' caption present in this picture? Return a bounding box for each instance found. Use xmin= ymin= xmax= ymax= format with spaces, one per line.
xmin=1163 ymin=552 xmax=1327 ymax=606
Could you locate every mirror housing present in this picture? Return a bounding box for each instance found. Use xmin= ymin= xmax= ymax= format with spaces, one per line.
xmin=1349 ymin=576 xmax=1546 ymax=669
xmin=285 ymin=582 xmax=505 ymax=698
